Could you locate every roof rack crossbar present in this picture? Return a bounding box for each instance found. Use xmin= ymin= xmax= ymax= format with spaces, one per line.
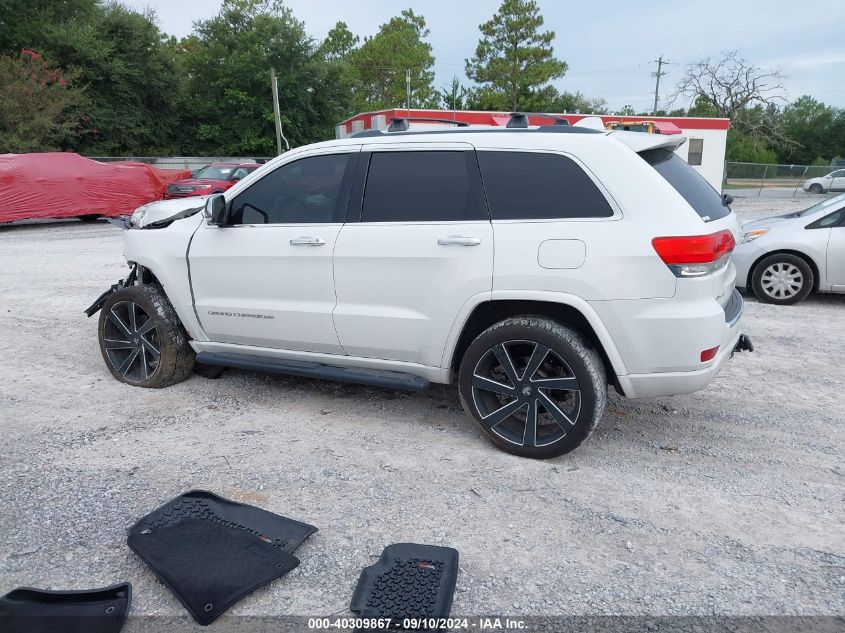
xmin=387 ymin=117 xmax=470 ymax=132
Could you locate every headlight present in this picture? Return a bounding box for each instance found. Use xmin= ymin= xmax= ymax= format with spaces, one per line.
xmin=129 ymin=207 xmax=147 ymax=228
xmin=740 ymin=228 xmax=769 ymax=244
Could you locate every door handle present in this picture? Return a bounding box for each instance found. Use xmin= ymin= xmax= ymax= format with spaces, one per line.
xmin=289 ymin=237 xmax=326 ymax=246
xmin=437 ymin=236 xmax=481 ymax=246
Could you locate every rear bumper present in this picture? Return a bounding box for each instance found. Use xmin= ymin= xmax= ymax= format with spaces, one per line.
xmin=591 ymin=287 xmax=747 ymax=399
xmin=616 ymin=326 xmax=742 ymax=398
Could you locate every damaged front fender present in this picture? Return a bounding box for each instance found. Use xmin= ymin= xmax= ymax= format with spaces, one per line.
xmin=83 ymin=265 xmax=138 ymax=317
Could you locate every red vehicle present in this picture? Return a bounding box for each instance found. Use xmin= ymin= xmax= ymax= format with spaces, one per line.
xmin=165 ymin=162 xmax=261 ymax=198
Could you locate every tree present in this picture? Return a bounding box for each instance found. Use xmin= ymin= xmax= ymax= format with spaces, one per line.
xmin=541 ymin=89 xmax=606 ymax=114
xmin=441 ymin=77 xmax=471 ymax=111
xmin=0 ymin=50 xmax=86 ymax=152
xmin=320 ymin=21 xmax=358 ymax=61
xmin=182 ymin=0 xmax=350 ymax=154
xmin=465 ymin=0 xmax=567 ymax=112
xmin=778 ymin=96 xmax=845 ymax=165
xmin=347 ymin=10 xmax=437 ymax=111
xmin=671 ymin=51 xmax=802 ymax=159
xmin=671 ymin=50 xmax=793 ymax=150
xmin=0 ymin=0 xmax=98 ymax=55
xmin=671 ymin=50 xmax=786 ymax=118
xmin=3 ymin=2 xmax=186 ymax=154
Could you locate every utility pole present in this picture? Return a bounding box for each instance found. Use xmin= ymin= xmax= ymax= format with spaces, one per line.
xmin=650 ymin=55 xmax=669 ymax=115
xmin=405 ymin=68 xmax=411 ymax=114
xmin=270 ymin=68 xmax=289 ymax=154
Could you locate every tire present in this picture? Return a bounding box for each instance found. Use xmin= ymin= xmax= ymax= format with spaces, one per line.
xmin=751 ymin=253 xmax=814 ymax=305
xmin=98 ymin=284 xmax=194 ymax=387
xmin=458 ymin=317 xmax=607 ymax=459
xmin=808 ymin=184 xmax=824 ymax=194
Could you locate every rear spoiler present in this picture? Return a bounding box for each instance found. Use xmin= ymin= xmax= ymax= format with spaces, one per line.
xmin=608 ymin=130 xmax=687 ymax=153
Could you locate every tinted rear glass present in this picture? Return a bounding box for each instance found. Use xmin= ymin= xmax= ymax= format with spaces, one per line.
xmin=477 ymin=151 xmax=614 ymax=220
xmin=362 ymin=151 xmax=469 ymax=222
xmin=639 ymin=148 xmax=730 ymax=222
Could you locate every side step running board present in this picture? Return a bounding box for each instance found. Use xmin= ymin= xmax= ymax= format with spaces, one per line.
xmin=195 ymin=352 xmax=430 ymax=392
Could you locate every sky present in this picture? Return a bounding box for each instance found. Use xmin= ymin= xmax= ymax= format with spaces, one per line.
xmin=124 ymin=0 xmax=845 ymax=112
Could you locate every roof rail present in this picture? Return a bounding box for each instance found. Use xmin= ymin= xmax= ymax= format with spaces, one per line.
xmin=506 ymin=112 xmax=570 ymax=128
xmin=387 ymin=117 xmax=470 ymax=132
xmin=350 ymin=126 xmax=602 ymax=139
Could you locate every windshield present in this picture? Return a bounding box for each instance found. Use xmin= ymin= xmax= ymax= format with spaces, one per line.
xmin=639 ymin=147 xmax=731 ymax=222
xmin=193 ymin=165 xmax=238 ymax=180
xmin=787 ymin=192 xmax=845 ymax=217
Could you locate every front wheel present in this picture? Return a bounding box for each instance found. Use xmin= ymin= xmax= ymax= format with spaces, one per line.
xmin=458 ymin=317 xmax=607 ymax=459
xmin=808 ymin=183 xmax=824 ymax=194
xmin=751 ymin=253 xmax=814 ymax=305
xmin=98 ymin=285 xmax=194 ymax=387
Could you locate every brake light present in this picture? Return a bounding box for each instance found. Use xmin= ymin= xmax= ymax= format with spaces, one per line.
xmin=652 ymin=230 xmax=735 ymax=277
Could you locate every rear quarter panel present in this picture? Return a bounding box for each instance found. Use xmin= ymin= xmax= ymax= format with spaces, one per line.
xmin=477 ymin=136 xmax=717 ymax=302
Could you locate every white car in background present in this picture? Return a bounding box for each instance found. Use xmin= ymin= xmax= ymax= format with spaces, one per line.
xmin=803 ymin=168 xmax=845 ymax=194
xmin=733 ymin=193 xmax=845 ymax=304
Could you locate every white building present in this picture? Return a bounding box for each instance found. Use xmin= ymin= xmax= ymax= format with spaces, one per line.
xmin=337 ymin=109 xmax=730 ymax=191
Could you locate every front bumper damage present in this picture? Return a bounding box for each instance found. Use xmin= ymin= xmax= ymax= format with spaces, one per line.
xmin=83 ymin=264 xmax=137 ymax=318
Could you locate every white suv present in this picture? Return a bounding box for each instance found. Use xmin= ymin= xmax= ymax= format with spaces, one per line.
xmin=87 ymin=117 xmax=751 ymax=458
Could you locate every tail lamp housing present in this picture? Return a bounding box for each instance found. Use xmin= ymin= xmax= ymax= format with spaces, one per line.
xmin=652 ymin=230 xmax=736 ymax=277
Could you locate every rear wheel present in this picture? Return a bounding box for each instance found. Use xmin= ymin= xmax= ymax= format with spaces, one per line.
xmin=458 ymin=317 xmax=606 ymax=459
xmin=808 ymin=183 xmax=824 ymax=194
xmin=98 ymin=285 xmax=194 ymax=387
xmin=751 ymin=253 xmax=813 ymax=305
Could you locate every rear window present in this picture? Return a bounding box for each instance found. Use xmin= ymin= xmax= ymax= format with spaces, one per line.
xmin=639 ymin=148 xmax=730 ymax=222
xmin=477 ymin=151 xmax=614 ymax=220
xmin=362 ymin=151 xmax=469 ymax=222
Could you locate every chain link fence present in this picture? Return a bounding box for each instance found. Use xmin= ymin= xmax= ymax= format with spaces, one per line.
xmin=724 ymin=162 xmax=842 ymax=198
xmin=88 ymin=156 xmax=274 ymax=172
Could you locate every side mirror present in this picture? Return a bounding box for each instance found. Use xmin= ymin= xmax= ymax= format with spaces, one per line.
xmin=722 ymin=193 xmax=734 ymax=207
xmin=204 ymin=194 xmax=228 ymax=225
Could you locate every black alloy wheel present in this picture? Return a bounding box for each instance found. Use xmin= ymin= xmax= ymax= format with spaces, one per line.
xmin=458 ymin=317 xmax=606 ymax=458
xmin=102 ymin=299 xmax=161 ymax=384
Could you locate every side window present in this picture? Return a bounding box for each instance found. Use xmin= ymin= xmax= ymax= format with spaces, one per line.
xmin=229 ymin=154 xmax=352 ymax=225
xmin=807 ymin=208 xmax=845 ymax=229
xmin=361 ymin=151 xmax=470 ymax=222
xmin=477 ymin=151 xmax=614 ymax=220
xmin=687 ymin=138 xmax=704 ymax=166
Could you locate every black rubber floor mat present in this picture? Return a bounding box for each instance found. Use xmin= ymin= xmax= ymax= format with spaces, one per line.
xmin=127 ymin=491 xmax=317 ymax=625
xmin=130 ymin=490 xmax=318 ymax=554
xmin=0 ymin=583 xmax=131 ymax=633
xmin=350 ymin=543 xmax=459 ymax=631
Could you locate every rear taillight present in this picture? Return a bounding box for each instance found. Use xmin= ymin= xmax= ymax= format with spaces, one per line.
xmin=652 ymin=230 xmax=735 ymax=277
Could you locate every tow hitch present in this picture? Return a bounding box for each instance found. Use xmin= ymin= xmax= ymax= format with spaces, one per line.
xmin=83 ymin=264 xmax=137 ymax=317
xmin=733 ymin=334 xmax=754 ymax=353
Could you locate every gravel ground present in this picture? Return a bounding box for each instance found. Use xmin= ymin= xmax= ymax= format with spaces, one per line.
xmin=0 ymin=198 xmax=843 ymax=631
